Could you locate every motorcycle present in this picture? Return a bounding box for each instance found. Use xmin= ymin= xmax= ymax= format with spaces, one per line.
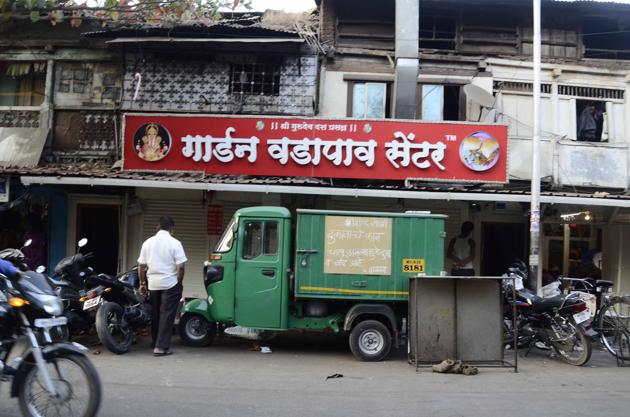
xmin=89 ymin=266 xmax=151 ymax=354
xmin=1 ymin=240 xmax=69 ymax=342
xmin=503 ymin=260 xmax=592 ymax=366
xmin=0 ymin=267 xmax=101 ymax=417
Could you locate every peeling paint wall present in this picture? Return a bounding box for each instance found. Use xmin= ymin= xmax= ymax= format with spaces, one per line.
xmin=54 ymin=62 xmax=123 ymax=107
xmin=558 ymin=142 xmax=628 ymax=188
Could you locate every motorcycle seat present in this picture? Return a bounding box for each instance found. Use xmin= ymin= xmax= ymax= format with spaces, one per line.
xmin=595 ymin=280 xmax=614 ymax=288
xmin=531 ymin=295 xmax=564 ymax=313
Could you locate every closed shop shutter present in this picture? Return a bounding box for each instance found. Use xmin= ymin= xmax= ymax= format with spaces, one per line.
xmin=141 ymin=199 xmax=208 ymax=299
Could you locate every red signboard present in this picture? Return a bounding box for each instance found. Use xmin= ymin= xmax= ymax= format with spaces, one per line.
xmin=207 ymin=204 xmax=223 ymax=235
xmin=123 ymin=114 xmax=508 ymax=183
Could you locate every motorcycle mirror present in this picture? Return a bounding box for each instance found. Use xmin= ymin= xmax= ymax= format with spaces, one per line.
xmin=36 ymin=265 xmax=46 ymax=274
xmin=21 ymin=239 xmax=33 ymax=249
xmin=77 ymin=238 xmax=88 ymax=249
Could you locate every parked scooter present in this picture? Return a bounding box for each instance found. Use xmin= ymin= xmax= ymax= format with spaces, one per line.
xmin=90 ymin=267 xmax=151 ymax=354
xmin=49 ymin=238 xmax=100 ymax=337
xmin=0 ymin=239 xmax=34 ymax=272
xmin=0 ymin=266 xmax=101 ymax=417
xmin=504 ymin=260 xmax=592 ymax=366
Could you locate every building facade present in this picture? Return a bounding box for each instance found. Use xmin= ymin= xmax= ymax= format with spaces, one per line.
xmin=2 ymin=0 xmax=630 ymax=297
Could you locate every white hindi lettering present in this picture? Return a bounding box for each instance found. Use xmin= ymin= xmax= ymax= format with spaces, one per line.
xmin=181 ymin=127 xmax=259 ymax=163
xmin=179 ymin=124 xmax=448 ymax=171
xmin=385 ymin=131 xmax=446 ymax=171
xmin=267 ymin=137 xmax=377 ymax=167
xmin=290 ymin=122 xmax=314 ymax=132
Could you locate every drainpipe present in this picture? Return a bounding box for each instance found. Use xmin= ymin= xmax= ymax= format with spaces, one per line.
xmin=393 ymin=0 xmax=419 ymax=119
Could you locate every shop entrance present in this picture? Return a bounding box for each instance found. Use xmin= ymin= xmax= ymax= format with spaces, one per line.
xmin=76 ymin=204 xmax=120 ymax=275
xmin=542 ymin=223 xmax=601 ymax=283
xmin=480 ymin=222 xmax=526 ymax=276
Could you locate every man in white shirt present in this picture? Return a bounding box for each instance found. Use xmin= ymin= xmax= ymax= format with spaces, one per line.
xmin=138 ymin=216 xmax=187 ymax=356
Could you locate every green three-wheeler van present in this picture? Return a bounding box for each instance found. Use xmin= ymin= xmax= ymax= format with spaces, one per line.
xmin=180 ymin=206 xmax=446 ymax=361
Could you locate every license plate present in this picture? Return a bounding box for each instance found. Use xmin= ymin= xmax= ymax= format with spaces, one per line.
xmin=573 ymin=310 xmax=590 ymax=324
xmin=83 ymin=296 xmax=102 ymax=310
xmin=34 ymin=317 xmax=67 ymax=328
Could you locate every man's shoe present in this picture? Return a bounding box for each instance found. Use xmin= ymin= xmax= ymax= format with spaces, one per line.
xmin=432 ymin=359 xmax=455 ymax=373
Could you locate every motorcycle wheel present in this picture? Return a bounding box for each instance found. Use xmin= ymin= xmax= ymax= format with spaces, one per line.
xmin=19 ymin=353 xmax=101 ymax=417
xmin=95 ymin=302 xmax=133 ymax=354
xmin=178 ymin=313 xmax=215 ymax=347
xmin=549 ymin=318 xmax=592 ymax=366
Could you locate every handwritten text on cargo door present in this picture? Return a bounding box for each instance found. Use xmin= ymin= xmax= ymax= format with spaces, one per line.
xmin=324 ymin=216 xmax=392 ymax=276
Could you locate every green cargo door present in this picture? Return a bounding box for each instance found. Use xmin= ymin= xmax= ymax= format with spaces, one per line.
xmin=235 ymin=219 xmax=283 ymax=329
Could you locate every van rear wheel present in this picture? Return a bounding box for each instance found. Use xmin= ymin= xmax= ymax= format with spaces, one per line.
xmin=349 ymin=320 xmax=392 ymax=361
xmin=179 ymin=313 xmax=215 ymax=347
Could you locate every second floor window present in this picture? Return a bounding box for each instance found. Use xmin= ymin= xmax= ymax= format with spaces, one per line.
xmin=419 ymin=84 xmax=460 ymax=121
xmin=351 ymin=82 xmax=388 ymax=119
xmin=0 ymin=61 xmax=46 ymax=106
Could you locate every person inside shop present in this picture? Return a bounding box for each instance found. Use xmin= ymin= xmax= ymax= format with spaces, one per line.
xmin=447 ymin=221 xmax=476 ymax=276
xmin=137 ymin=216 xmax=187 ymax=357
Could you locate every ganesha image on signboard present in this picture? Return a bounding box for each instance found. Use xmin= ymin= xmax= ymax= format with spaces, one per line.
xmin=459 ymin=131 xmax=500 ymax=172
xmin=133 ymin=123 xmax=171 ymax=162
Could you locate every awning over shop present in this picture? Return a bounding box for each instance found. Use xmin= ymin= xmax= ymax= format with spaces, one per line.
xmin=19 ymin=175 xmax=630 ymax=209
xmin=0 ymin=128 xmax=48 ymax=167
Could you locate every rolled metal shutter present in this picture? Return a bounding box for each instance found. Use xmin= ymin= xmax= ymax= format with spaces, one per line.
xmin=141 ymin=199 xmax=208 ymax=299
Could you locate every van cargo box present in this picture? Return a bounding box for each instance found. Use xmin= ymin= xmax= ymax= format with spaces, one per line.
xmin=294 ymin=209 xmax=446 ymax=301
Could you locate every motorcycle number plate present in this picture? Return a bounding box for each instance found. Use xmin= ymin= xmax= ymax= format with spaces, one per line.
xmin=83 ymin=296 xmax=102 ymax=310
xmin=573 ymin=310 xmax=590 ymax=324
xmin=34 ymin=317 xmax=67 ymax=328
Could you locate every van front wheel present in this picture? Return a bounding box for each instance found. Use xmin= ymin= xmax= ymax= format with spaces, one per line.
xmin=179 ymin=314 xmax=215 ymax=347
xmin=349 ymin=320 xmax=392 ymax=361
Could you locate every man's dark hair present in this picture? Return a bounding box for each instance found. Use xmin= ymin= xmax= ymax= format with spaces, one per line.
xmin=460 ymin=221 xmax=474 ymax=237
xmin=159 ymin=216 xmax=175 ymax=231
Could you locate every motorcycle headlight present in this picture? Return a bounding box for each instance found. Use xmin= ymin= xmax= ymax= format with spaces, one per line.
xmin=36 ymin=294 xmax=63 ymax=316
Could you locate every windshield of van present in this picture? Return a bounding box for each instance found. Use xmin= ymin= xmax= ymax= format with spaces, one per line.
xmin=214 ymin=217 xmax=236 ymax=253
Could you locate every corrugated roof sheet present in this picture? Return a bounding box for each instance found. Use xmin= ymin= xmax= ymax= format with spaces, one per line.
xmin=2 ymin=163 xmax=629 ymax=201
xmin=82 ymin=10 xmax=317 ymax=38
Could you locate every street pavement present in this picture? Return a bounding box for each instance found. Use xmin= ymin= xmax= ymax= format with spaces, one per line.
xmin=2 ymin=333 xmax=630 ymax=417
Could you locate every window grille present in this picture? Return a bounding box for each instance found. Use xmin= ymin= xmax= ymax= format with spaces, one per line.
xmin=493 ymin=81 xmax=551 ymax=94
xmin=230 ymin=63 xmax=281 ymax=96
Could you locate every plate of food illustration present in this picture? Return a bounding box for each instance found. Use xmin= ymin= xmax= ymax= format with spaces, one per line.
xmin=459 ymin=131 xmax=500 ymax=172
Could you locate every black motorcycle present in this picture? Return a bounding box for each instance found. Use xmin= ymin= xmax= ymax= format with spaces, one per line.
xmin=49 ymin=238 xmax=99 ymax=337
xmin=0 ymin=268 xmax=101 ymax=417
xmin=504 ymin=261 xmax=592 ymax=366
xmin=89 ymin=267 xmax=151 ymax=354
